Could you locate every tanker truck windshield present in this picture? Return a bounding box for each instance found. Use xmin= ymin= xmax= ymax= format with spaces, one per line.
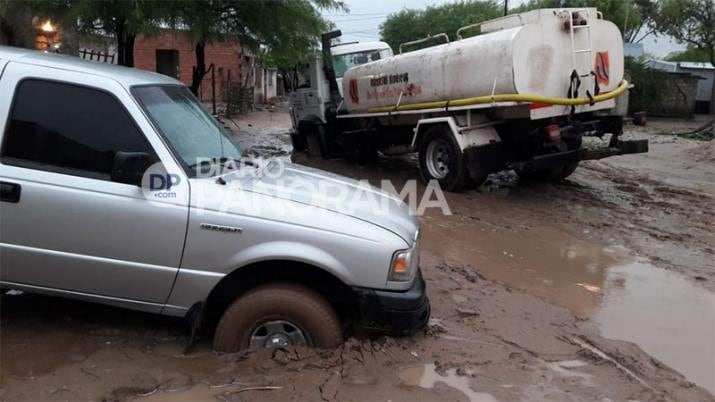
xmin=332 ymin=48 xmax=392 ymax=78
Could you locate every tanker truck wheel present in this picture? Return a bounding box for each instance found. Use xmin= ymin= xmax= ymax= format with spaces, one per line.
xmin=558 ymin=161 xmax=579 ymax=179
xmin=305 ymin=125 xmax=326 ymax=159
xmin=418 ymin=127 xmax=470 ymax=191
xmin=515 ymin=166 xmax=562 ymax=181
xmin=516 ymin=161 xmax=578 ymax=181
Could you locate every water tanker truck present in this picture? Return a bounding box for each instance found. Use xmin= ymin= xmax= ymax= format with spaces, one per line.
xmin=289 ymin=8 xmax=648 ymax=191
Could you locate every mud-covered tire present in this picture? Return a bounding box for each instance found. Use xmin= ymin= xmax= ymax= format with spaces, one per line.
xmin=305 ymin=126 xmax=325 ymax=159
xmin=213 ymin=283 xmax=343 ymax=352
xmin=349 ymin=142 xmax=378 ymax=164
xmin=516 ymin=166 xmax=562 ymax=181
xmin=517 ymin=160 xmax=579 ymax=182
xmin=290 ymin=131 xmax=307 ymax=152
xmin=558 ymin=161 xmax=579 ymax=179
xmin=418 ymin=126 xmax=471 ymax=191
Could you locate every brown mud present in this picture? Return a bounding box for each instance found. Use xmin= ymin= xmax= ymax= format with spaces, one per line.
xmin=1 ymin=113 xmax=713 ymax=401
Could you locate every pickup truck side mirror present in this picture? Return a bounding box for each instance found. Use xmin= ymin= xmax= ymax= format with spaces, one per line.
xmin=111 ymin=151 xmax=154 ymax=186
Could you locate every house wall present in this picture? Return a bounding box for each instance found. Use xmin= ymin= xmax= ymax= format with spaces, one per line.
xmin=677 ymin=67 xmax=713 ymax=103
xmin=645 ymin=60 xmax=713 ymax=114
xmin=254 ymin=68 xmax=278 ymax=104
xmin=265 ymin=68 xmax=278 ymax=99
xmin=629 ymin=73 xmax=700 ymax=118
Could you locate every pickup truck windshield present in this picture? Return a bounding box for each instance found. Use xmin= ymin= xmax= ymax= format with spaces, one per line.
xmin=132 ymin=85 xmax=242 ymax=175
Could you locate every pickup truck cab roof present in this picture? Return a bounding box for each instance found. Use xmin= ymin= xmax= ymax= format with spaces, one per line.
xmin=0 ymin=46 xmax=179 ymax=87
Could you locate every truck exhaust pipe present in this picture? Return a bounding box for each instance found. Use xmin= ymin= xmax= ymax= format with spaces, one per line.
xmin=321 ymin=30 xmax=343 ymax=112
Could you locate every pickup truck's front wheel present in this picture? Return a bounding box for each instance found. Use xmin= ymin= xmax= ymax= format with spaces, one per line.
xmin=213 ymin=283 xmax=343 ymax=352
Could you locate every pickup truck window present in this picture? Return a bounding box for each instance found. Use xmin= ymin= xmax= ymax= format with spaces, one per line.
xmin=1 ymin=79 xmax=155 ymax=181
xmin=132 ymin=85 xmax=242 ymax=176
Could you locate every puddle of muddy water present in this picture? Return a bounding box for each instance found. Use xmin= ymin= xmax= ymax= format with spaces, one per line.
xmin=399 ymin=363 xmax=499 ymax=402
xmin=422 ymin=214 xmax=715 ymax=395
xmin=421 ymin=217 xmax=624 ymax=315
xmin=594 ymin=261 xmax=715 ymax=394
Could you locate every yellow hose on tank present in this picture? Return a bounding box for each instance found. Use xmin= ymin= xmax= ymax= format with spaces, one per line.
xmin=366 ymin=79 xmax=630 ymax=113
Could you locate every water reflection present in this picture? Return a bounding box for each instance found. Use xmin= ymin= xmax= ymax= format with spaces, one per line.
xmin=595 ymin=261 xmax=715 ymax=394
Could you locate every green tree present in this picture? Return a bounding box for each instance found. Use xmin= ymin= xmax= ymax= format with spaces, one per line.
xmin=165 ymin=0 xmax=343 ymax=94
xmin=666 ymin=46 xmax=712 ymax=63
xmin=379 ymin=1 xmax=502 ymax=53
xmin=0 ymin=1 xmax=34 ymax=48
xmin=29 ymin=0 xmax=167 ymax=66
xmin=67 ymin=0 xmax=166 ymax=67
xmin=654 ymin=0 xmax=714 ymax=113
xmin=654 ymin=0 xmax=714 ymax=65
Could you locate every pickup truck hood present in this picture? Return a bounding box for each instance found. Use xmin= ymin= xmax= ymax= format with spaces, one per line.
xmin=240 ymin=161 xmax=418 ymax=244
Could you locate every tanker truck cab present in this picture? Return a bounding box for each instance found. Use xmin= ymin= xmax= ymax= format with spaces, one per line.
xmin=289 ymin=35 xmax=392 ymax=155
xmin=290 ymin=8 xmax=648 ymax=191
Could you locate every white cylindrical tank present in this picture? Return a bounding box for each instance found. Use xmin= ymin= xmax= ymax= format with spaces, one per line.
xmin=342 ymin=8 xmax=624 ymax=114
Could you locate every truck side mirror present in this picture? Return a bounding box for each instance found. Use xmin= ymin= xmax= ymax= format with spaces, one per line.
xmin=111 ymin=151 xmax=154 ymax=186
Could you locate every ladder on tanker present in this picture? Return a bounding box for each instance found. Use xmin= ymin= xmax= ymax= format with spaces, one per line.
xmin=566 ymin=9 xmax=600 ymax=101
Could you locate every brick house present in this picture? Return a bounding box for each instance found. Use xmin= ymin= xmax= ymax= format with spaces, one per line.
xmin=77 ymin=30 xmax=277 ymax=107
xmin=133 ymin=31 xmax=251 ymax=102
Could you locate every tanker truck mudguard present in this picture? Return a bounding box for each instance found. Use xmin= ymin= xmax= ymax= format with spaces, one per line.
xmin=289 ymin=8 xmax=648 ymax=191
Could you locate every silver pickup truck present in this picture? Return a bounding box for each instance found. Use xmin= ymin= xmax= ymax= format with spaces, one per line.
xmin=0 ymin=47 xmax=429 ymax=351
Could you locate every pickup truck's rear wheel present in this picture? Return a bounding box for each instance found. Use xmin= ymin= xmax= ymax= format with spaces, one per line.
xmin=418 ymin=127 xmax=470 ymax=191
xmin=213 ymin=283 xmax=343 ymax=352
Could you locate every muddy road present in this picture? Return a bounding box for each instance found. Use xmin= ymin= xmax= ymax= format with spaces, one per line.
xmin=1 ymin=113 xmax=713 ymax=401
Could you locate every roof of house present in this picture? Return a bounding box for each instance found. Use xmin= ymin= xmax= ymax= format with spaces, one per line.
xmin=677 ymin=62 xmax=714 ymax=70
xmin=0 ymin=45 xmax=180 ymax=87
xmin=646 ymin=59 xmax=678 ymax=72
xmin=647 ymin=59 xmax=715 ymax=73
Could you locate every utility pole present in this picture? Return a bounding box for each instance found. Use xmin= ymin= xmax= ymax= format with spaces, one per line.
xmin=503 ymin=0 xmax=508 ymax=16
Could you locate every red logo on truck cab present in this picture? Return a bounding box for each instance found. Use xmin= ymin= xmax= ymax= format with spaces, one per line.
xmin=349 ymin=78 xmax=359 ymax=104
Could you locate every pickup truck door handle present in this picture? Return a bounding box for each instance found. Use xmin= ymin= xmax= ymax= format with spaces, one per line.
xmin=0 ymin=181 xmax=21 ymax=203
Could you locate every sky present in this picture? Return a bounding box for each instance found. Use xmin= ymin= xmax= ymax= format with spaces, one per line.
xmin=322 ymin=0 xmax=685 ymax=58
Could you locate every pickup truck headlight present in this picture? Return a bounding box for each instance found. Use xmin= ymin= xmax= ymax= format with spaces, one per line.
xmin=389 ymin=233 xmax=420 ymax=282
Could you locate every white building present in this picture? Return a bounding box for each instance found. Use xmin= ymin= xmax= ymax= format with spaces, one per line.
xmin=648 ymin=60 xmax=714 ymax=113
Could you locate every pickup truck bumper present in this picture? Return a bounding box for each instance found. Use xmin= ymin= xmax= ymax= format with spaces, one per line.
xmin=351 ymin=269 xmax=430 ymax=335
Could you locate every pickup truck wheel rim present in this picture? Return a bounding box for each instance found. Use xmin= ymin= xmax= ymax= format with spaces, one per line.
xmin=425 ymin=138 xmax=451 ymax=179
xmin=249 ymin=320 xmax=309 ymax=349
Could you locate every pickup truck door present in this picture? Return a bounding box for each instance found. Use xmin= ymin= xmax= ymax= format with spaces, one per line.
xmin=0 ymin=63 xmax=189 ymax=309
